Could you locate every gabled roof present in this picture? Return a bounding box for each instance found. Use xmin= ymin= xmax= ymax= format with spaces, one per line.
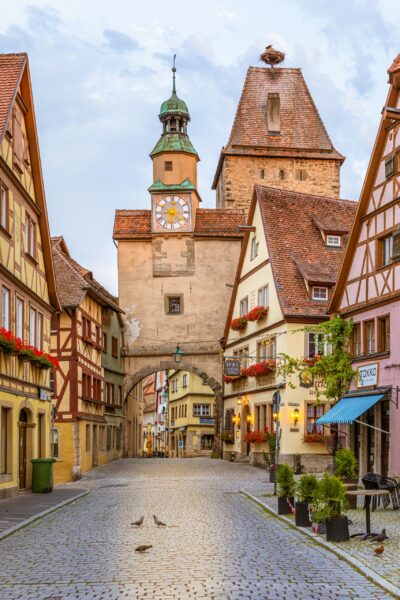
xmin=51 ymin=237 xmax=121 ymax=312
xmin=213 ymin=67 xmax=344 ymax=188
xmin=0 ymin=53 xmax=60 ymax=311
xmin=113 ymin=208 xmax=245 ymax=240
xmin=224 ymin=186 xmax=357 ymax=338
xmin=330 ymin=54 xmax=400 ymax=313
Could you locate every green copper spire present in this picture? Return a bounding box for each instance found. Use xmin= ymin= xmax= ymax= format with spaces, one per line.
xmin=159 ymin=55 xmax=189 ymax=117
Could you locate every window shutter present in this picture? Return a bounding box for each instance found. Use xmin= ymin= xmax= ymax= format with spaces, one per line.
xmin=393 ymin=228 xmax=400 ymax=261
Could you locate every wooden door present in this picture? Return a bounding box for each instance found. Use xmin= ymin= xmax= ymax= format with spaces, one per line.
xmin=381 ymin=400 xmax=390 ymax=476
xmin=92 ymin=425 xmax=98 ymax=467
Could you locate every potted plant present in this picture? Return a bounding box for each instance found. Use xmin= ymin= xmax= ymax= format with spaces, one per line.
xmin=276 ymin=464 xmax=296 ymax=515
xmin=317 ymin=471 xmax=349 ymax=541
xmin=230 ymin=317 xmax=248 ymax=331
xmin=334 ymin=448 xmax=358 ymax=509
xmin=295 ymin=473 xmax=318 ymax=527
xmin=0 ymin=328 xmax=17 ymax=353
xmin=309 ymin=502 xmax=327 ymax=535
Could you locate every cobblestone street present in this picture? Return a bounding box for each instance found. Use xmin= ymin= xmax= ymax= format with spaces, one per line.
xmin=0 ymin=459 xmax=393 ymax=599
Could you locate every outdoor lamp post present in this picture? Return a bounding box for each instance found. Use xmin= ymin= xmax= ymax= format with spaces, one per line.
xmin=236 ymin=396 xmax=243 ymax=406
xmin=172 ymin=345 xmax=184 ymax=364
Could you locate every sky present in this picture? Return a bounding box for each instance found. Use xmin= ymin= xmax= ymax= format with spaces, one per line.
xmin=1 ymin=0 xmax=400 ymax=294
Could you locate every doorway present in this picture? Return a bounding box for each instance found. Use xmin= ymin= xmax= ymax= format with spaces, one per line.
xmin=242 ymin=405 xmax=251 ymax=456
xmin=92 ymin=425 xmax=98 ymax=467
xmin=18 ymin=409 xmax=28 ymax=489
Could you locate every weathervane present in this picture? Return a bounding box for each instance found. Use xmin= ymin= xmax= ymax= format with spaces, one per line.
xmin=172 ymin=54 xmax=176 ymax=94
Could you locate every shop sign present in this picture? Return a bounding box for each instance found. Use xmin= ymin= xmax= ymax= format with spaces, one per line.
xmin=178 ymin=440 xmax=184 ymax=448
xmin=357 ymin=363 xmax=379 ymax=388
xmin=224 ymin=359 xmax=241 ymax=376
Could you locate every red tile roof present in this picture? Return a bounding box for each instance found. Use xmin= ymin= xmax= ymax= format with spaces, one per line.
xmin=113 ymin=208 xmax=245 ymax=239
xmin=256 ymin=186 xmax=357 ymax=317
xmin=0 ymin=53 xmax=26 ymax=141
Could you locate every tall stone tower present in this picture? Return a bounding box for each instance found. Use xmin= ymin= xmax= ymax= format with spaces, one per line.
xmin=212 ymin=64 xmax=345 ymax=214
xmin=114 ymin=62 xmax=244 ymax=409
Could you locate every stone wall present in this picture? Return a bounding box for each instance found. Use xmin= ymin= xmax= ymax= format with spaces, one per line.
xmin=250 ymin=451 xmax=332 ymax=473
xmin=217 ymin=155 xmax=341 ymax=215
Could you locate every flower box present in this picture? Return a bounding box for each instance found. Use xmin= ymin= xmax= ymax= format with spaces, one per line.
xmin=303 ymin=355 xmax=321 ymax=366
xmin=244 ymin=427 xmax=270 ymax=444
xmin=246 ymin=306 xmax=268 ymax=322
xmin=0 ymin=328 xmax=17 ymax=353
xmin=243 ymin=360 xmax=276 ymax=378
xmin=303 ymin=433 xmax=327 ymax=443
xmin=230 ymin=317 xmax=248 ymax=331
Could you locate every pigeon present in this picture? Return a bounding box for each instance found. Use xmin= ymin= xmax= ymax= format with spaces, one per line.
xmin=135 ymin=545 xmax=152 ymax=553
xmin=131 ymin=516 xmax=144 ymax=527
xmin=370 ymin=528 xmax=389 ymax=542
xmin=153 ymin=515 xmax=166 ymax=527
xmin=374 ymin=545 xmax=384 ymax=555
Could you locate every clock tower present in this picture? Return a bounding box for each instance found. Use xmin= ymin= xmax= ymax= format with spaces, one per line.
xmin=149 ymin=58 xmax=200 ymax=233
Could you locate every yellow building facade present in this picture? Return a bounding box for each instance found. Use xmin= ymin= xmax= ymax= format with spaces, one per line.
xmin=0 ymin=54 xmax=60 ymax=497
xmin=167 ymin=370 xmax=215 ymax=457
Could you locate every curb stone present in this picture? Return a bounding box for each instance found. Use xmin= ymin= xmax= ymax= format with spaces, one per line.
xmin=0 ymin=489 xmax=90 ymax=541
xmin=240 ymin=489 xmax=400 ymax=599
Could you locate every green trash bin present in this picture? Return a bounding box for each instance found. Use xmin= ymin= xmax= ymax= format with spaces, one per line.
xmin=31 ymin=458 xmax=55 ymax=493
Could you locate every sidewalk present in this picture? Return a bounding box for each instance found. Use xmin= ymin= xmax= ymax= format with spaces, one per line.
xmin=242 ymin=484 xmax=400 ymax=598
xmin=0 ymin=486 xmax=89 ymax=540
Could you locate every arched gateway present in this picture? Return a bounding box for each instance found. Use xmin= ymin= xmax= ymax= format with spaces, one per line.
xmin=113 ymin=63 xmax=245 ymax=456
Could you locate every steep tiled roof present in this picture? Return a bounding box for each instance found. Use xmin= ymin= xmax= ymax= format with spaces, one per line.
xmin=0 ymin=53 xmax=26 ymax=140
xmin=51 ymin=237 xmax=120 ymax=311
xmin=221 ymin=67 xmax=343 ymax=160
xmin=256 ymin=186 xmax=357 ymax=317
xmin=312 ymin=214 xmax=350 ymax=234
xmin=113 ymin=208 xmax=245 ymax=239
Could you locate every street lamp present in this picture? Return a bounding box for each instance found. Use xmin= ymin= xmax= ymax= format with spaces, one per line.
xmin=172 ymin=345 xmax=184 ymax=364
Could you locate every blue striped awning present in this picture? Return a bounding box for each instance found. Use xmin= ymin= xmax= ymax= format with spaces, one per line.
xmin=315 ymin=394 xmax=385 ymax=425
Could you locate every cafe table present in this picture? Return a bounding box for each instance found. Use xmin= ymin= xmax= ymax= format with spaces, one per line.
xmin=346 ymin=489 xmax=391 ymax=540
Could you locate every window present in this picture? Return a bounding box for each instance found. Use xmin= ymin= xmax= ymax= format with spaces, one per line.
xmin=307 ymin=333 xmax=326 ymax=358
xmin=193 ymin=404 xmax=211 ymax=417
xmin=312 ymin=286 xmax=328 ymax=301
xmin=379 ymin=235 xmax=393 ymax=267
xmin=256 ymin=337 xmax=276 ymax=361
xmin=364 ymin=320 xmax=375 ymax=354
xmin=1 ymin=407 xmax=10 ymax=474
xmin=118 ymin=386 xmax=123 ymax=405
xmin=260 ymin=169 xmax=265 ymax=179
xmin=16 ymin=297 xmax=23 ymax=339
xmin=38 ymin=414 xmax=44 ymax=458
xmin=82 ymin=373 xmax=92 ymax=399
xmin=182 ymin=374 xmax=188 ymax=387
xmin=29 ymin=306 xmax=36 ymax=346
xmin=116 ymin=426 xmax=121 ymax=450
xmin=306 ymin=404 xmax=325 ymax=434
xmin=82 ymin=317 xmax=91 ymax=341
xmin=167 ymin=296 xmax=182 ymax=314
xmin=36 ymin=312 xmax=43 ymax=350
xmin=225 ymin=409 xmax=234 ymax=432
xmin=86 ymin=425 xmax=91 ymax=452
xmin=52 ymin=428 xmax=59 ymax=458
xmin=164 ymin=161 xmax=173 ymax=171
xmin=96 ymin=326 xmax=101 ymax=348
xmin=93 ymin=378 xmax=101 ymax=401
xmin=326 ymin=235 xmax=341 ymax=247
xmin=111 ymin=336 xmax=118 ymax=357
xmin=102 ymin=332 xmax=107 ymax=352
xmin=378 ymin=316 xmax=390 ymax=353
xmin=201 ymin=435 xmax=214 ymax=450
xmin=385 ymin=155 xmax=394 ymax=179
xmin=50 ymin=368 xmax=55 ymax=394
xmin=233 ymin=346 xmax=249 ymax=369
xmin=25 ymin=214 xmax=36 ymax=258
xmin=278 ymin=169 xmax=285 ymax=180
xmin=250 ymin=237 xmax=259 ymax=260
xmin=295 ymin=169 xmax=307 ymax=181
xmin=0 ymin=182 xmax=9 ymax=232
xmin=351 ymin=322 xmax=361 ymax=357
xmin=1 ymin=287 xmax=10 ymax=329
xmin=239 ymin=297 xmax=248 ymax=317
xmin=258 ymin=285 xmax=269 ymax=307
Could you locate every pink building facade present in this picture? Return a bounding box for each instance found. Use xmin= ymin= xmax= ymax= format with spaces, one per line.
xmin=330 ymin=54 xmax=400 ymax=477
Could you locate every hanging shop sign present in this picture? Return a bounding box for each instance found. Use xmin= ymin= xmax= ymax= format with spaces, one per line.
xmin=224 ymin=359 xmax=241 ymax=377
xmin=357 ymin=363 xmax=379 ymax=388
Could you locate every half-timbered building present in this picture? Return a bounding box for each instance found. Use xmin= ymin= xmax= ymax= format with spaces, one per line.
xmin=51 ymin=237 xmax=123 ymax=482
xmin=0 ymin=53 xmax=60 ymax=497
xmin=327 ymin=54 xmax=400 ymax=477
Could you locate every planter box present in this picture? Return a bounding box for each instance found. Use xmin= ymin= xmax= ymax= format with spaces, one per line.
xmin=295 ymin=501 xmax=311 ymax=527
xmin=278 ymin=496 xmax=294 ymax=515
xmin=325 ymin=516 xmax=349 ymax=542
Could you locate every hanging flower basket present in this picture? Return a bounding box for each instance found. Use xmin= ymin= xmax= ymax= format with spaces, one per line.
xmin=243 ymin=360 xmax=276 ymax=377
xmin=246 ymin=306 xmax=268 ymax=322
xmin=230 ymin=317 xmax=248 ymax=331
xmin=0 ymin=328 xmax=17 ymax=353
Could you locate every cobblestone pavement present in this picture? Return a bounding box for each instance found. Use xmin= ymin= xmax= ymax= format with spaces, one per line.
xmin=0 ymin=459 xmax=393 ymax=599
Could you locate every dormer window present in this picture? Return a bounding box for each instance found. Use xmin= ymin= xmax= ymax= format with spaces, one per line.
xmin=326 ymin=235 xmax=341 ymax=247
xmin=312 ymin=286 xmax=328 ymax=301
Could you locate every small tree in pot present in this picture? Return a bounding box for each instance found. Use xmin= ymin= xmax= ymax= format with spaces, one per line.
xmin=334 ymin=448 xmax=358 ymax=509
xmin=295 ymin=473 xmax=318 ymax=527
xmin=276 ymin=464 xmax=296 ymax=515
xmin=317 ymin=471 xmax=349 ymax=541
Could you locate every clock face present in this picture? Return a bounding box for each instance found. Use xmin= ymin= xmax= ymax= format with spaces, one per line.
xmin=154 ymin=196 xmax=191 ymax=231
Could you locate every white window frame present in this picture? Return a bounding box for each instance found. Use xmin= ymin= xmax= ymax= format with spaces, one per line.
xmin=193 ymin=404 xmax=211 ymax=417
xmin=307 ymin=332 xmax=327 ymax=358
xmin=239 ymin=297 xmax=248 ymax=317
xmin=29 ymin=306 xmax=37 ymax=346
xmin=326 ymin=235 xmax=341 ymax=247
xmin=1 ymin=287 xmax=10 ymax=330
xmin=0 ymin=183 xmax=8 ymax=231
xmin=16 ymin=297 xmax=23 ymax=339
xmin=182 ymin=374 xmax=188 ymax=388
xmin=250 ymin=237 xmax=259 ymax=260
xmin=312 ymin=286 xmax=328 ymax=301
xmin=36 ymin=312 xmax=43 ymax=350
xmin=258 ymin=285 xmax=269 ymax=307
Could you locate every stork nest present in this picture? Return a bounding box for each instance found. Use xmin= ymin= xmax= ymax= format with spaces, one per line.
xmin=260 ymin=48 xmax=285 ymax=66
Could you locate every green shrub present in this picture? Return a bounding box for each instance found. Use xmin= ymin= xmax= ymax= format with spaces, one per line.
xmin=276 ymin=464 xmax=296 ymax=498
xmin=317 ymin=471 xmax=348 ymax=518
xmin=297 ymin=473 xmax=318 ymax=503
xmin=334 ymin=448 xmax=358 ymax=480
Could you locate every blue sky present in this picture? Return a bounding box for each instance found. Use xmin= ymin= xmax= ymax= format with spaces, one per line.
xmin=1 ymin=0 xmax=400 ymax=293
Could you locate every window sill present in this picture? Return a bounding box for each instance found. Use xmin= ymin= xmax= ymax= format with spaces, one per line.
xmin=351 ymin=350 xmax=390 ymax=362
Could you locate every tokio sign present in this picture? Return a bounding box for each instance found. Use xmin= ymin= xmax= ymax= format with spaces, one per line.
xmin=357 ymin=363 xmax=379 ymax=388
xmin=224 ymin=359 xmax=241 ymax=377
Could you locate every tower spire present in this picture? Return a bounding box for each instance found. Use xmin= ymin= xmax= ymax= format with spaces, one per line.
xmin=172 ymin=54 xmax=176 ymax=95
